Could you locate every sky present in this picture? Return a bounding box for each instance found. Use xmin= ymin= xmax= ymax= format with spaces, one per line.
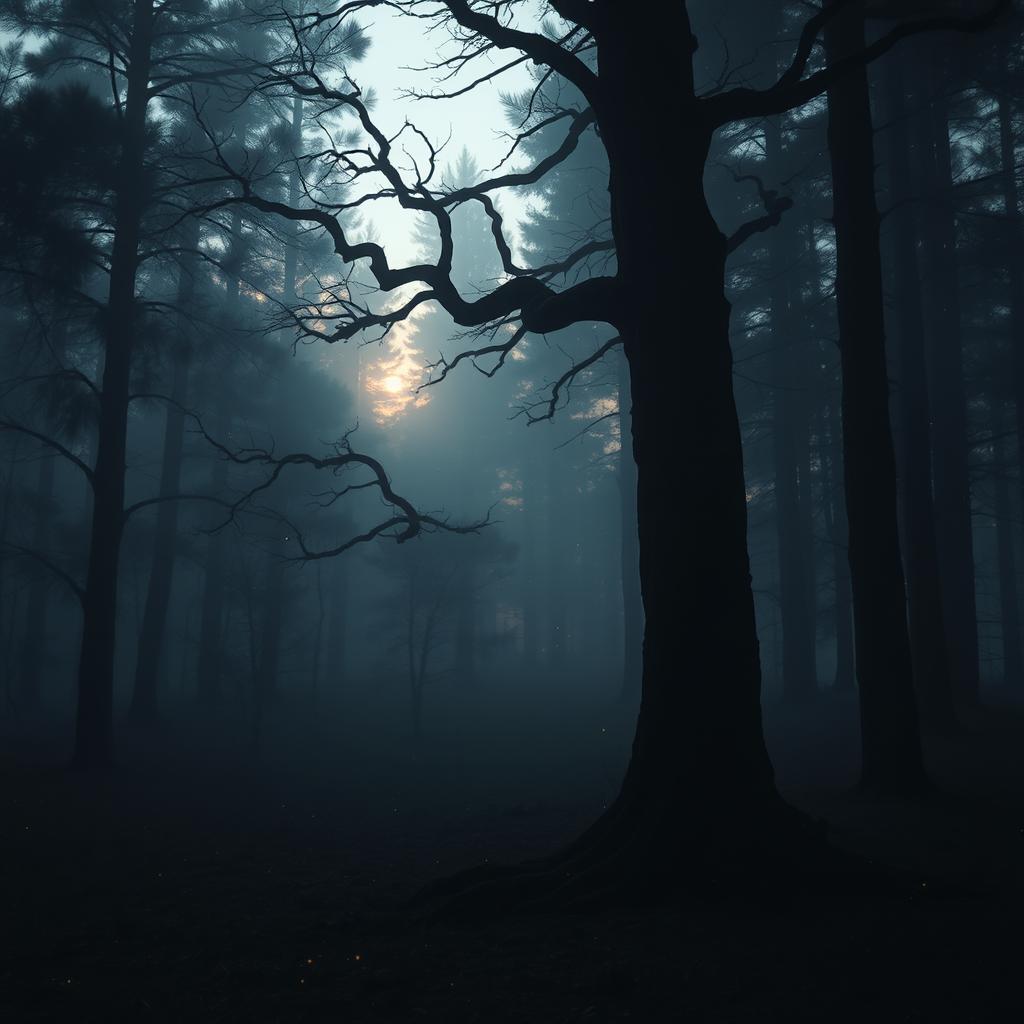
xmin=311 ymin=6 xmax=542 ymax=418
xmin=0 ymin=5 xmax=538 ymax=267
xmin=342 ymin=6 xmax=536 ymax=267
xmin=0 ymin=4 xmax=547 ymax=420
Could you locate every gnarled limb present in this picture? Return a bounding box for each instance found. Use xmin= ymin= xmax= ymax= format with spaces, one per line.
xmin=705 ymin=0 xmax=1010 ymax=125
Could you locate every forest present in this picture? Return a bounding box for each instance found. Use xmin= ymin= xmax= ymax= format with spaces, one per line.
xmin=1 ymin=0 xmax=1023 ymax=1020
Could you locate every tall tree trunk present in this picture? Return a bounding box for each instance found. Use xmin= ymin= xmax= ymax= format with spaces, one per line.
xmin=583 ymin=11 xmax=784 ymax=871
xmin=616 ymin=348 xmax=642 ymax=704
xmin=915 ymin=45 xmax=980 ymax=707
xmin=999 ymin=94 xmax=1024 ymax=560
xmin=881 ymin=54 xmax=958 ymax=731
xmin=283 ymin=95 xmax=304 ymax=299
xmin=73 ymin=0 xmax=155 ymax=769
xmin=545 ymin=454 xmax=566 ymax=673
xmin=0 ymin=436 xmax=30 ymax=713
xmin=827 ymin=395 xmax=851 ymax=692
xmin=992 ymin=396 xmax=1023 ymax=690
xmin=823 ymin=395 xmax=855 ymax=692
xmin=520 ymin=447 xmax=541 ymax=671
xmin=431 ymin=10 xmax=830 ymax=913
xmin=767 ymin=118 xmax=817 ymax=704
xmin=250 ymin=95 xmax=306 ymax=713
xmin=128 ymin=234 xmax=198 ymax=724
xmin=406 ymin=567 xmax=423 ymax=754
xmin=255 ymin=539 xmax=286 ymax=706
xmin=17 ymin=453 xmax=56 ymax=710
xmin=326 ymin=553 xmax=348 ymax=689
xmin=454 ymin=556 xmax=476 ymax=686
xmin=194 ymin=432 xmax=229 ymax=708
xmin=195 ymin=209 xmax=243 ymax=708
xmin=0 ymin=452 xmax=12 ymax=711
xmin=311 ymin=562 xmax=325 ymax=704
xmin=824 ymin=4 xmax=927 ymax=793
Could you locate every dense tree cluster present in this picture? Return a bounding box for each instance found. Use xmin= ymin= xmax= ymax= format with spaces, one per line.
xmin=1 ymin=0 xmax=1022 ymax=913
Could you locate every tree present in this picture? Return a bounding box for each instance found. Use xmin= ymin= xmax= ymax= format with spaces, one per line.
xmin=879 ymin=50 xmax=958 ymax=730
xmin=1 ymin=0 xmax=266 ymax=766
xmin=212 ymin=0 xmax=1008 ymax=907
xmin=367 ymin=529 xmax=517 ymax=753
xmin=0 ymin=0 xmax=384 ymax=765
xmin=765 ymin=114 xmax=819 ymax=705
xmin=824 ymin=1 xmax=927 ymax=791
xmin=913 ymin=35 xmax=982 ymax=707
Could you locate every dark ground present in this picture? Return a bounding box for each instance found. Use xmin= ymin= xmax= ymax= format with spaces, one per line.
xmin=2 ymin=694 xmax=1023 ymax=1023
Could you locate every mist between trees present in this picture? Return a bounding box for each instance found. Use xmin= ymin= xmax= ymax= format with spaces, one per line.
xmin=0 ymin=0 xmax=1022 ymax=908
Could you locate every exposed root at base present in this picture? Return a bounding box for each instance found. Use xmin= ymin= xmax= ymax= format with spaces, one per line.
xmin=411 ymin=798 xmax=937 ymax=922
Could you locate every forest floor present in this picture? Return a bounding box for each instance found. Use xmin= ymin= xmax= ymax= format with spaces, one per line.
xmin=1 ymin=695 xmax=1023 ymax=1023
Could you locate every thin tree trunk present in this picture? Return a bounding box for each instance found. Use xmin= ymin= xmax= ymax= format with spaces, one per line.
xmin=999 ymin=95 xmax=1024 ymax=562
xmin=283 ymin=95 xmax=304 ymax=299
xmin=251 ymin=95 xmax=306 ymax=713
xmin=545 ymin=454 xmax=566 ymax=673
xmin=17 ymin=453 xmax=56 ymax=710
xmin=616 ymin=348 xmax=642 ymax=704
xmin=992 ymin=397 xmax=1023 ymax=689
xmin=824 ymin=3 xmax=927 ymax=793
xmin=326 ymin=554 xmax=348 ymax=688
xmin=3 ymin=589 xmax=22 ymax=715
xmin=195 ymin=208 xmax=243 ymax=708
xmin=454 ymin=556 xmax=476 ymax=687
xmin=73 ymin=0 xmax=155 ymax=769
xmin=255 ymin=540 xmax=286 ymax=706
xmin=916 ymin=44 xmax=980 ymax=707
xmin=311 ymin=562 xmax=324 ymax=704
xmin=406 ymin=565 xmax=421 ymax=753
xmin=0 ymin=453 xmax=13 ymax=711
xmin=810 ymin=208 xmax=855 ymax=697
xmin=194 ymin=436 xmax=229 ymax=707
xmin=240 ymin=552 xmax=264 ymax=758
xmin=822 ymin=395 xmax=855 ymax=692
xmin=767 ymin=118 xmax=817 ymax=704
xmin=129 ymin=233 xmax=197 ymax=724
xmin=520 ymin=447 xmax=541 ymax=671
xmin=882 ymin=54 xmax=958 ymax=731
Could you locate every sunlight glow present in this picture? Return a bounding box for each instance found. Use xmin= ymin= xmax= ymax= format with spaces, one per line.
xmin=365 ymin=300 xmax=432 ymax=423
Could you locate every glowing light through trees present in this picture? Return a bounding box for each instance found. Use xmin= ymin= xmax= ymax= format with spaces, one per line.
xmin=364 ymin=306 xmax=432 ymax=423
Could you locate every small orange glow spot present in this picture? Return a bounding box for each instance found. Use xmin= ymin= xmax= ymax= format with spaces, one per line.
xmin=354 ymin=954 xmax=362 ymax=961
xmin=307 ymin=959 xmax=314 ymax=965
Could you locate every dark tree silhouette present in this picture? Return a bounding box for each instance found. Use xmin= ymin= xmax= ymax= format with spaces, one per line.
xmin=824 ymin=1 xmax=928 ymax=792
xmin=880 ymin=51 xmax=958 ymax=731
xmin=198 ymin=0 xmax=1007 ymax=904
xmin=0 ymin=0 xmax=399 ymax=762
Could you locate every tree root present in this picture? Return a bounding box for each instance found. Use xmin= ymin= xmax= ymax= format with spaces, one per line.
xmin=410 ymin=793 xmax=933 ymax=922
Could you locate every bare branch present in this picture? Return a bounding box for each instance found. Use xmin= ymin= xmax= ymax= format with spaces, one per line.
xmin=122 ymin=493 xmax=234 ymax=524
xmin=1 ymin=543 xmax=85 ymax=605
xmin=705 ymin=0 xmax=1010 ymax=125
xmin=136 ymin=394 xmax=487 ymax=556
xmin=723 ymin=170 xmax=795 ymax=254
xmin=0 ymin=420 xmax=94 ymax=485
xmin=521 ymin=335 xmax=622 ymax=424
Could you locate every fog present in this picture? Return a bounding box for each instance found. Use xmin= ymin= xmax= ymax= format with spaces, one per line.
xmin=1 ymin=2 xmax=1023 ymax=1021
